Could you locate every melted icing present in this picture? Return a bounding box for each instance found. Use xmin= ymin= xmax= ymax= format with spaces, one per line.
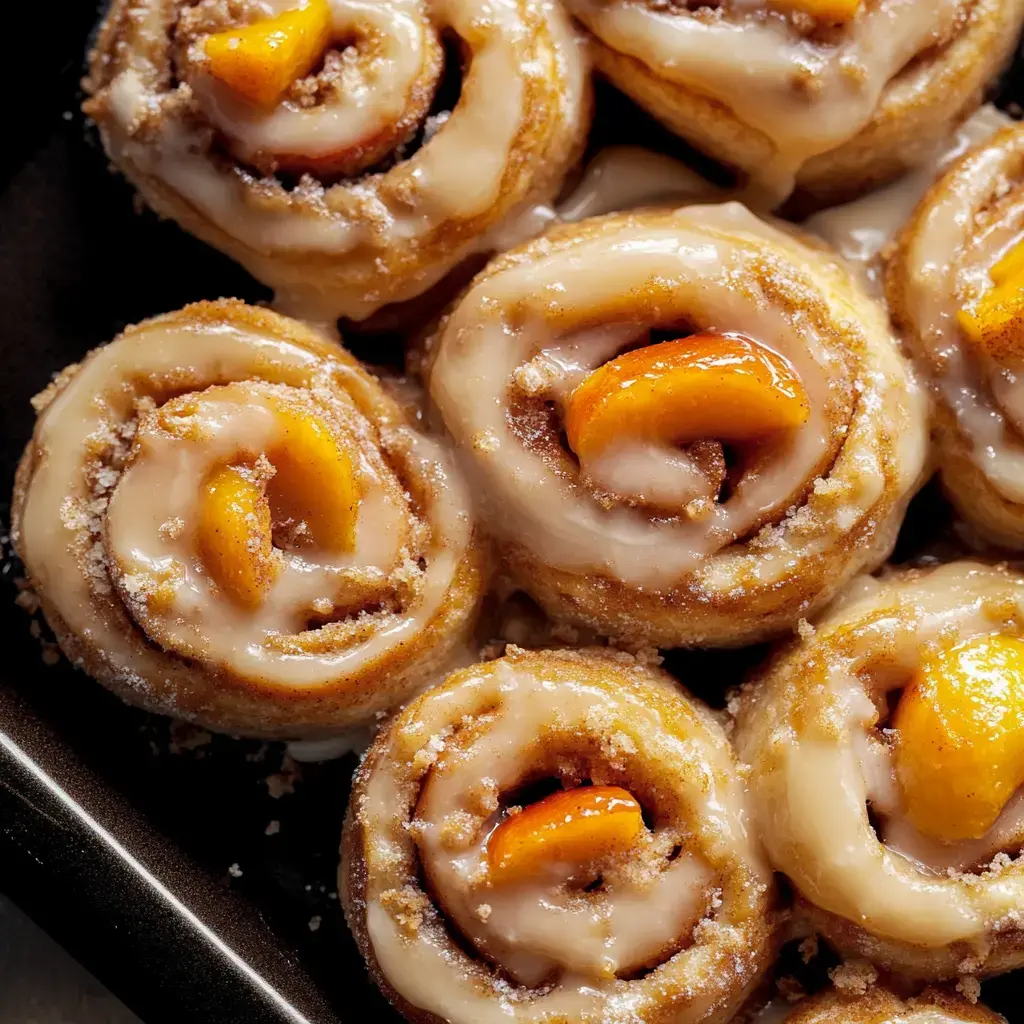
xmin=93 ymin=0 xmax=587 ymax=320
xmin=898 ymin=124 xmax=1024 ymax=502
xmin=430 ymin=202 xmax=921 ymax=591
xmin=359 ymin=654 xmax=766 ymax=1023
xmin=18 ymin=315 xmax=471 ymax=693
xmin=741 ymin=562 xmax=1024 ymax=949
xmin=807 ymin=105 xmax=1013 ymax=291
xmin=568 ymin=0 xmax=964 ymax=204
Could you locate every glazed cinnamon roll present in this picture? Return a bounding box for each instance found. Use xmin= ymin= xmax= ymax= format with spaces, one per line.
xmin=565 ymin=0 xmax=1024 ymax=207
xmin=83 ymin=0 xmax=589 ymax=322
xmin=10 ymin=300 xmax=485 ymax=738
xmin=424 ymin=204 xmax=927 ymax=648
xmin=887 ymin=125 xmax=1024 ymax=548
xmin=736 ymin=561 xmax=1024 ymax=979
xmin=783 ymin=986 xmax=1006 ymax=1024
xmin=341 ymin=646 xmax=779 ymax=1024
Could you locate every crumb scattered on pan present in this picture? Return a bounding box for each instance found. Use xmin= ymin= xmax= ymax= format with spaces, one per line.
xmin=265 ymin=754 xmax=302 ymax=798
xmin=228 ymin=863 xmax=243 ymax=878
xmin=308 ymin=915 xmax=322 ymax=932
xmin=265 ymin=820 xmax=281 ymax=836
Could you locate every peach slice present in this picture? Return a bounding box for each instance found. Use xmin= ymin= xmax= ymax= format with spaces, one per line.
xmin=267 ymin=405 xmax=359 ymax=552
xmin=991 ymin=239 xmax=1024 ymax=287
xmin=565 ymin=334 xmax=810 ymax=461
xmin=197 ymin=464 xmax=276 ymax=607
xmin=894 ymin=633 xmax=1024 ymax=842
xmin=776 ymin=0 xmax=861 ymax=20
xmin=487 ymin=786 xmax=644 ymax=885
xmin=204 ymin=0 xmax=333 ymax=110
xmin=958 ymin=238 xmax=1024 ymax=361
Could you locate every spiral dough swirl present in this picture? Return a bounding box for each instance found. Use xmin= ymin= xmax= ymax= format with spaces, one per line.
xmin=84 ymin=0 xmax=590 ymax=321
xmin=12 ymin=300 xmax=486 ymax=738
xmin=736 ymin=561 xmax=1024 ymax=979
xmin=342 ymin=646 xmax=779 ymax=1024
xmin=425 ymin=204 xmax=927 ymax=648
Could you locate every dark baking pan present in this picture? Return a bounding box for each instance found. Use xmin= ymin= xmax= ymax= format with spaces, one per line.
xmin=3 ymin=9 xmax=1024 ymax=1023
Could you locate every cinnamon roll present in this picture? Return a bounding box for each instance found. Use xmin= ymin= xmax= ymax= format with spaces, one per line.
xmin=565 ymin=0 xmax=1024 ymax=207
xmin=341 ymin=646 xmax=779 ymax=1024
xmin=887 ymin=124 xmax=1024 ymax=548
xmin=782 ymin=987 xmax=1006 ymax=1024
xmin=10 ymin=300 xmax=486 ymax=738
xmin=83 ymin=0 xmax=589 ymax=322
xmin=424 ymin=204 xmax=928 ymax=648
xmin=735 ymin=560 xmax=1024 ymax=979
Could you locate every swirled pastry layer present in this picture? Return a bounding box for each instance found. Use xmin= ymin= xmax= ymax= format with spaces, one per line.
xmin=11 ymin=300 xmax=486 ymax=738
xmin=424 ymin=203 xmax=927 ymax=648
xmin=736 ymin=561 xmax=1024 ymax=979
xmin=566 ymin=0 xmax=1024 ymax=207
xmin=83 ymin=0 xmax=589 ymax=321
xmin=887 ymin=124 xmax=1024 ymax=548
xmin=342 ymin=646 xmax=779 ymax=1024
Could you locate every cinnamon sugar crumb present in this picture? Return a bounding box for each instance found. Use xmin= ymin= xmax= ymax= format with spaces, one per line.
xmin=159 ymin=517 xmax=186 ymax=541
xmin=798 ymin=935 xmax=818 ymax=963
xmin=379 ymin=886 xmax=430 ymax=939
xmin=265 ymin=754 xmax=301 ymax=799
xmin=956 ymin=976 xmax=981 ymax=1003
xmin=797 ymin=618 xmax=815 ymax=641
xmin=439 ymin=810 xmax=477 ymax=851
xmin=829 ymin=960 xmax=878 ymax=995
xmin=475 ymin=903 xmax=492 ymax=922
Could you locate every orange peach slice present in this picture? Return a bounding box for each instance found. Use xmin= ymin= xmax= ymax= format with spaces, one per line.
xmin=776 ymin=0 xmax=861 ymax=20
xmin=991 ymin=238 xmax=1024 ymax=287
xmin=565 ymin=334 xmax=810 ymax=461
xmin=487 ymin=786 xmax=644 ymax=885
xmin=960 ymin=239 xmax=1024 ymax=361
xmin=197 ymin=464 xmax=276 ymax=607
xmin=268 ymin=406 xmax=359 ymax=552
xmin=894 ymin=633 xmax=1024 ymax=842
xmin=204 ymin=0 xmax=332 ymax=110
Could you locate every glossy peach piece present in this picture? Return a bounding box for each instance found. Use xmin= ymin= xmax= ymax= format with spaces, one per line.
xmin=204 ymin=0 xmax=332 ymax=109
xmin=197 ymin=464 xmax=276 ymax=606
xmin=268 ymin=406 xmax=359 ymax=552
xmin=779 ymin=0 xmax=861 ymax=20
xmin=565 ymin=333 xmax=810 ymax=460
xmin=487 ymin=785 xmax=644 ymax=885
xmin=895 ymin=633 xmax=1024 ymax=842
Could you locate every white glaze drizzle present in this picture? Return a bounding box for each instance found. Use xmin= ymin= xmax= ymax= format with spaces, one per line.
xmin=567 ymin=0 xmax=964 ymax=204
xmin=740 ymin=562 xmax=1024 ymax=949
xmin=18 ymin=316 xmax=472 ymax=692
xmin=360 ymin=655 xmax=765 ymax=1024
xmin=430 ymin=202 xmax=924 ymax=591
xmin=807 ymin=105 xmax=1013 ymax=291
xmin=94 ymin=0 xmax=588 ymax=320
xmin=898 ymin=123 xmax=1024 ymax=502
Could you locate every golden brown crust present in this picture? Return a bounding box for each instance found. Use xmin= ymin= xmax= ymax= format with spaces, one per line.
xmin=341 ymin=646 xmax=781 ymax=1024
xmin=577 ymin=0 xmax=1023 ymax=208
xmin=886 ymin=125 xmax=1024 ymax=548
xmin=422 ymin=206 xmax=928 ymax=649
xmin=11 ymin=299 xmax=488 ymax=739
xmin=83 ymin=0 xmax=591 ymax=321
